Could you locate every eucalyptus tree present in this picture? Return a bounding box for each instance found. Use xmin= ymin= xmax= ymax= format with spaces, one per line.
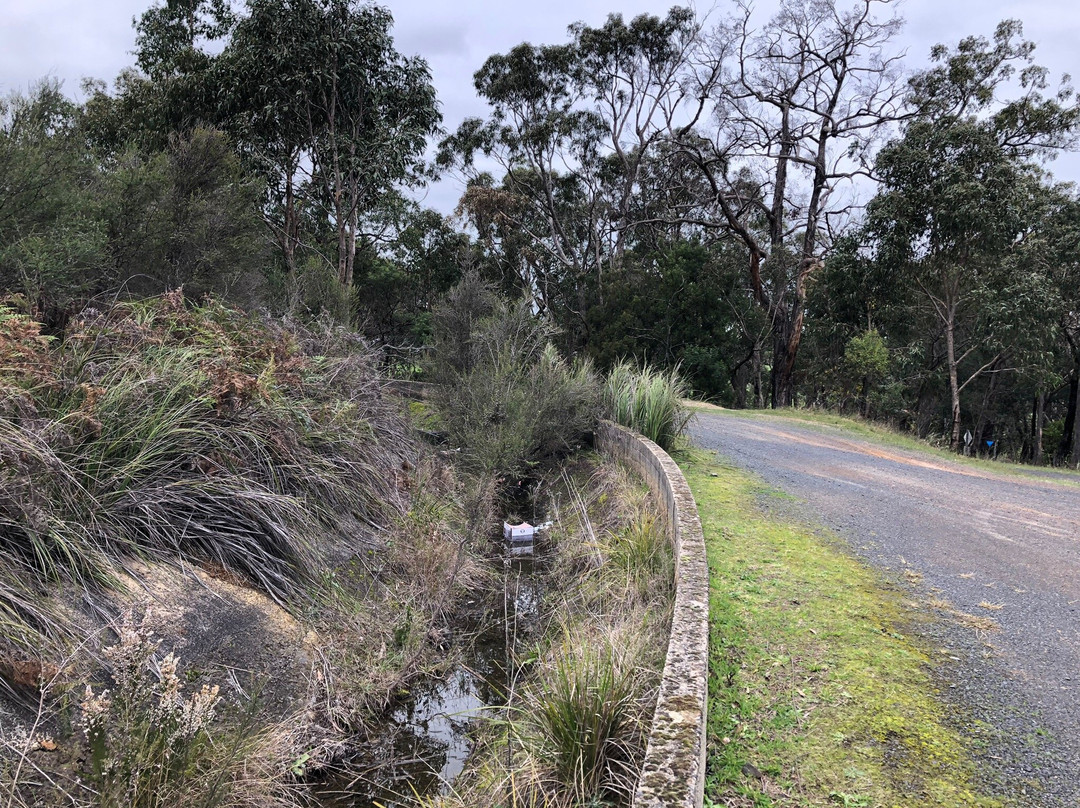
xmin=668 ymin=0 xmax=907 ymax=407
xmin=81 ymin=0 xmax=236 ymax=153
xmin=863 ymin=21 xmax=1079 ymax=451
xmin=1010 ymin=187 xmax=1080 ymax=466
xmin=444 ymin=1 xmax=908 ymax=404
xmin=220 ymin=0 xmax=439 ymax=308
xmin=113 ymin=0 xmax=439 ymax=312
xmin=439 ymin=8 xmax=705 ymax=345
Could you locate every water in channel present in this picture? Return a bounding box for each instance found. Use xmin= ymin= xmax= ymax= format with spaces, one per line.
xmin=316 ymin=554 xmax=544 ymax=807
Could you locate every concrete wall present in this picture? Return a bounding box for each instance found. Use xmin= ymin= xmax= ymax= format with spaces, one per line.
xmin=595 ymin=421 xmax=709 ymax=808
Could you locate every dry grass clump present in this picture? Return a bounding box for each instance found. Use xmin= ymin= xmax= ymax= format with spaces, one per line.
xmin=443 ymin=457 xmax=674 ymax=808
xmin=0 ymin=292 xmax=412 ymax=660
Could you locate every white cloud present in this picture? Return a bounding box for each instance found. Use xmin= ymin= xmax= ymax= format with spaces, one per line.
xmin=2 ymin=0 xmax=1078 ymax=205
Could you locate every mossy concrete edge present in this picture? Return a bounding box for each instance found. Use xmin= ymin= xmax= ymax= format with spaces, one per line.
xmin=596 ymin=421 xmax=708 ymax=808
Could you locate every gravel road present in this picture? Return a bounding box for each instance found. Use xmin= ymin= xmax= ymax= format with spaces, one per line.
xmin=690 ymin=410 xmax=1080 ymax=807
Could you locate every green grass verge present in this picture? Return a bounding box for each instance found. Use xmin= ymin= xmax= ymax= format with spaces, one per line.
xmin=677 ymin=447 xmax=1006 ymax=808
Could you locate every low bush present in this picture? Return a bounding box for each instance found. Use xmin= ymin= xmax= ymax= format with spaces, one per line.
xmin=429 ymin=274 xmax=600 ymax=484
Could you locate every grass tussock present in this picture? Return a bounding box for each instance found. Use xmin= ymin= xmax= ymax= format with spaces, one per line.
xmin=522 ymin=624 xmax=644 ymax=803
xmin=0 ymin=291 xmax=412 ymax=659
xmin=603 ymin=361 xmax=690 ymax=451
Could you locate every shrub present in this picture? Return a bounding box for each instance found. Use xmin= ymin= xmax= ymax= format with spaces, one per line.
xmin=80 ymin=609 xmax=224 ymax=808
xmin=603 ymin=361 xmax=690 ymax=450
xmin=429 ymin=280 xmax=600 ymax=483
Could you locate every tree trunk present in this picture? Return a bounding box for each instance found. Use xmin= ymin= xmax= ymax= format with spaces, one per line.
xmin=732 ymin=367 xmax=747 ymax=409
xmin=1031 ymin=393 xmax=1046 ymax=466
xmin=945 ymin=309 xmax=962 ymax=451
xmin=336 ymin=194 xmax=349 ymax=287
xmin=973 ymin=357 xmax=1001 ymax=453
xmin=915 ymin=380 xmax=937 ymax=438
xmin=342 ymin=202 xmax=358 ymax=290
xmin=282 ymin=181 xmax=301 ymax=314
xmin=1073 ymin=390 xmax=1080 ymax=469
xmin=753 ymin=346 xmax=765 ymax=409
xmin=770 ymin=316 xmax=800 ymax=408
xmin=1058 ymin=362 xmax=1079 ymax=463
xmin=730 ymin=345 xmax=757 ymax=410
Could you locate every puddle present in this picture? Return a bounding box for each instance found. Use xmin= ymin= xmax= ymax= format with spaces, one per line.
xmin=315 ymin=555 xmax=545 ymax=806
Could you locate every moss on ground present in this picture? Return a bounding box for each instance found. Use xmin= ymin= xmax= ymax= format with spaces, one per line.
xmin=678 ymin=447 xmax=1007 ymax=808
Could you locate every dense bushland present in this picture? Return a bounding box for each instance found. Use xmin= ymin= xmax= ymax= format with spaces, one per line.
xmin=8 ymin=0 xmax=1080 ymax=464
xmin=0 ymin=292 xmax=498 ymax=807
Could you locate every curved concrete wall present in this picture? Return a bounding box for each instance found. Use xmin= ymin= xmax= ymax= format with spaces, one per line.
xmin=595 ymin=421 xmax=708 ymax=808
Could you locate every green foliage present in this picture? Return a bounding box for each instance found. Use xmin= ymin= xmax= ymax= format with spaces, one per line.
xmin=0 ymin=293 xmax=410 ymax=654
xmin=0 ymin=82 xmax=111 ymax=320
xmin=583 ymin=243 xmax=759 ymax=403
xmin=800 ymin=22 xmax=1080 ymax=452
xmin=1 ymin=82 xmax=268 ymax=319
xmin=430 ymin=274 xmax=600 ymax=483
xmin=842 ymin=330 xmax=891 ymax=416
xmin=603 ymin=361 xmax=690 ymax=451
xmin=352 ymin=201 xmax=468 ymax=345
xmin=104 ymin=128 xmax=269 ymax=302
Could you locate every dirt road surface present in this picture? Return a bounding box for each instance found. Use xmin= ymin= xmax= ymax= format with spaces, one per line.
xmin=690 ymin=410 xmax=1080 ymax=807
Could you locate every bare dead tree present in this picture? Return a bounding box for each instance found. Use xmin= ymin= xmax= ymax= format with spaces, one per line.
xmin=672 ymin=0 xmax=907 ymax=406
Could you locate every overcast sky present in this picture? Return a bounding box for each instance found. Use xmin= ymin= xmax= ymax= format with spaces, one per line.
xmin=3 ymin=0 xmax=1079 ymax=212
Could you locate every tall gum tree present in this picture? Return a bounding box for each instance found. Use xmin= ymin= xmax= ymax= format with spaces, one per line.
xmin=672 ymin=0 xmax=907 ymax=407
xmin=438 ymin=9 xmax=705 ymax=344
xmin=864 ymin=20 xmax=1079 ymax=450
xmin=223 ymin=0 xmax=439 ymax=305
xmin=126 ymin=0 xmax=440 ymax=312
xmin=443 ymin=1 xmax=909 ymax=405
